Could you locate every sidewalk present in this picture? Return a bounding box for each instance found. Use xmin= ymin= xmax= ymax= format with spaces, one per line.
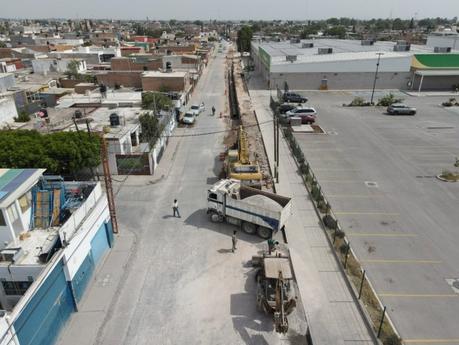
xmin=56 ymin=230 xmax=136 ymax=345
xmin=249 ymin=81 xmax=376 ymax=345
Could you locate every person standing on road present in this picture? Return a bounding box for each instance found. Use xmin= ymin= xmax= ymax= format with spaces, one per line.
xmin=212 ymin=106 xmax=216 ymax=116
xmin=231 ymin=231 xmax=238 ymax=253
xmin=173 ymin=199 xmax=180 ymax=218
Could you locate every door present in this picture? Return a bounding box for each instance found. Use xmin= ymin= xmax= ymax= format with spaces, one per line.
xmin=207 ymin=192 xmax=224 ymax=214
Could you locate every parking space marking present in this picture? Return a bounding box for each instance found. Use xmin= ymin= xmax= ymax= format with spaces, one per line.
xmin=380 ymin=293 xmax=457 ymax=298
xmin=347 ymin=233 xmax=417 ymax=238
xmin=318 ymin=180 xmax=362 ymax=183
xmin=404 ymin=339 xmax=459 ymax=344
xmin=334 ymin=212 xmax=400 ymax=216
xmin=362 ymin=259 xmax=442 ymax=264
xmin=328 ymin=194 xmax=384 ymax=198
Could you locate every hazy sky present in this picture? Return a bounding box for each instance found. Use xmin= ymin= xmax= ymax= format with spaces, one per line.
xmin=1 ymin=0 xmax=459 ymax=20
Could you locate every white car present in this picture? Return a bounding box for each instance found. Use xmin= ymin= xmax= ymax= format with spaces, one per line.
xmin=190 ymin=103 xmax=205 ymax=116
xmin=182 ymin=112 xmax=196 ymax=125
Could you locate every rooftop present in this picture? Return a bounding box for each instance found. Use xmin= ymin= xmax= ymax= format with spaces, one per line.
xmin=0 ymin=169 xmax=45 ymax=208
xmin=143 ymin=70 xmax=188 ymax=78
xmin=253 ymin=39 xmax=453 ymax=65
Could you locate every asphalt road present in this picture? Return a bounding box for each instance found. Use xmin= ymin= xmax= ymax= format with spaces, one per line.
xmin=292 ymin=91 xmax=459 ymax=344
xmin=93 ymin=44 xmax=307 ymax=345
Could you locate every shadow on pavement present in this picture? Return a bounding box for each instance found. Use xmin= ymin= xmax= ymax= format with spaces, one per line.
xmin=217 ymin=248 xmax=233 ymax=254
xmin=184 ymin=209 xmax=265 ymax=244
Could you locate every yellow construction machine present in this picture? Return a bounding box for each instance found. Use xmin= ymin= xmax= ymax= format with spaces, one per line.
xmin=225 ymin=126 xmax=263 ymax=189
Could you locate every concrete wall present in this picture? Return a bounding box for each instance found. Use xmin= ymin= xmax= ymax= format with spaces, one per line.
xmin=111 ymin=57 xmax=162 ymax=72
xmin=412 ymin=75 xmax=459 ymax=91
xmin=0 ymin=74 xmax=15 ymax=92
xmin=142 ymin=75 xmax=188 ymax=92
xmin=0 ymin=96 xmax=18 ymax=125
xmin=269 ymin=71 xmax=412 ymax=90
xmin=32 ymin=59 xmax=87 ymax=75
xmin=96 ymin=71 xmax=143 ymax=88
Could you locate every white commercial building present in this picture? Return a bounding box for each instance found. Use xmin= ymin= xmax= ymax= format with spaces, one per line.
xmin=251 ymin=39 xmax=459 ymax=90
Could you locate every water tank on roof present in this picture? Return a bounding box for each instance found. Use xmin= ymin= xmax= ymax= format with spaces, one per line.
xmin=110 ymin=113 xmax=120 ymax=127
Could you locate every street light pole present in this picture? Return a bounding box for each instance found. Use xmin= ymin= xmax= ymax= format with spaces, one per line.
xmin=370 ymin=53 xmax=384 ymax=105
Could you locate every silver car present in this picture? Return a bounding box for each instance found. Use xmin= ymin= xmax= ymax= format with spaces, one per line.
xmin=182 ymin=112 xmax=196 ymax=125
xmin=387 ymin=103 xmax=416 ymax=115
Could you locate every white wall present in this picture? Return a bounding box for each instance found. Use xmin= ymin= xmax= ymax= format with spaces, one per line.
xmin=270 ymin=55 xmax=412 ymax=74
xmin=0 ymin=96 xmax=18 ymax=125
xmin=31 ymin=59 xmax=87 ymax=75
xmin=426 ymin=35 xmax=459 ymax=50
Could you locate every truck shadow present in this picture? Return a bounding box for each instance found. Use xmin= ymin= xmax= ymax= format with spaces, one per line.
xmin=184 ymin=208 xmax=266 ymax=245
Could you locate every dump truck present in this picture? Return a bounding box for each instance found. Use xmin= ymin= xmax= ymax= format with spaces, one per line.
xmin=207 ymin=179 xmax=292 ymax=239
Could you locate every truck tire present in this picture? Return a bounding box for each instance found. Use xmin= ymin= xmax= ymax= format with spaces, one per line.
xmin=242 ymin=221 xmax=257 ymax=235
xmin=257 ymin=226 xmax=272 ymax=239
xmin=209 ymin=212 xmax=223 ymax=223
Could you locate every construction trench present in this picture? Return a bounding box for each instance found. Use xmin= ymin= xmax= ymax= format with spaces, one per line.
xmin=225 ymin=50 xmax=274 ymax=191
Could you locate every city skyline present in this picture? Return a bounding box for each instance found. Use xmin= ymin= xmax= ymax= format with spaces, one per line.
xmin=1 ymin=0 xmax=459 ymax=21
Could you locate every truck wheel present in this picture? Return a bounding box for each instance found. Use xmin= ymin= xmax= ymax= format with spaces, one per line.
xmin=257 ymin=226 xmax=272 ymax=239
xmin=242 ymin=221 xmax=257 ymax=235
xmin=209 ymin=212 xmax=223 ymax=223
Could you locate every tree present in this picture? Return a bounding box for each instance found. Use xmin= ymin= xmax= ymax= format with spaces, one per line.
xmin=141 ymin=92 xmax=173 ymax=112
xmin=324 ymin=26 xmax=347 ymax=39
xmin=139 ymin=113 xmax=164 ymax=147
xmin=0 ymin=41 xmax=6 ymax=48
xmin=300 ymin=26 xmax=318 ymax=39
xmin=236 ymin=26 xmax=253 ymax=53
xmin=0 ymin=130 xmax=101 ymax=177
xmin=64 ymin=60 xmax=81 ymax=80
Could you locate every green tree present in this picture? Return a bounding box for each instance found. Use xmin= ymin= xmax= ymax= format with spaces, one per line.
xmin=64 ymin=60 xmax=81 ymax=80
xmin=139 ymin=113 xmax=164 ymax=147
xmin=0 ymin=41 xmax=6 ymax=48
xmin=0 ymin=130 xmax=100 ymax=177
xmin=236 ymin=25 xmax=253 ymax=52
xmin=141 ymin=92 xmax=173 ymax=112
xmin=324 ymin=26 xmax=347 ymax=39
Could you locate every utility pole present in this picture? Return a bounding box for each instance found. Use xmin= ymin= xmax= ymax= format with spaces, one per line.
xmin=370 ymin=53 xmax=384 ymax=105
xmin=100 ymin=135 xmax=119 ymax=234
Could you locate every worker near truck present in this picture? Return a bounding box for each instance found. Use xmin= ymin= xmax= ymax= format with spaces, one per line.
xmin=232 ymin=231 xmax=238 ymax=253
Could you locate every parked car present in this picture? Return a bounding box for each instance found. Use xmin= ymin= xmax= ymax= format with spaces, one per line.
xmin=278 ymin=103 xmax=300 ymax=114
xmin=284 ymin=107 xmax=317 ymax=124
xmin=387 ymin=104 xmax=416 ymax=115
xmin=190 ymin=103 xmax=205 ymax=116
xmin=283 ymin=92 xmax=308 ymax=103
xmin=182 ymin=112 xmax=196 ymax=125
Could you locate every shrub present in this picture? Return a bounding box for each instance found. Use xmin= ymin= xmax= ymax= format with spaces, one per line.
xmin=339 ymin=243 xmax=350 ymax=254
xmin=14 ymin=111 xmax=31 ymax=122
xmin=442 ymin=98 xmax=458 ymax=107
xmin=377 ymin=93 xmax=404 ymax=107
xmin=323 ymin=214 xmax=337 ymax=229
xmin=335 ymin=230 xmax=346 ymax=239
xmin=346 ymin=97 xmax=372 ymax=107
xmin=300 ymin=162 xmax=309 ymax=175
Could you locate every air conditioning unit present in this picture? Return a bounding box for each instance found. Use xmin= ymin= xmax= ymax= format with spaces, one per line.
xmin=290 ymin=38 xmax=300 ymax=44
xmin=286 ymin=55 xmax=297 ymax=62
xmin=393 ymin=43 xmax=411 ymax=51
xmin=302 ymin=42 xmax=314 ymax=48
xmin=434 ymin=46 xmax=452 ymax=53
xmin=361 ymin=40 xmax=375 ymax=46
xmin=318 ymin=48 xmax=333 ymax=55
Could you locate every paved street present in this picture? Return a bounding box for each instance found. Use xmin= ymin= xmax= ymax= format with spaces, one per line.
xmin=284 ymin=90 xmax=459 ymax=344
xmin=57 ymin=44 xmax=307 ymax=345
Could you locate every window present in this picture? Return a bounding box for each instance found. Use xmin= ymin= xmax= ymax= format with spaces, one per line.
xmin=19 ymin=191 xmax=32 ymax=213
xmin=7 ymin=204 xmax=18 ymax=222
xmin=0 ymin=211 xmax=5 ymax=226
xmin=2 ymin=281 xmax=33 ymax=296
xmin=208 ymin=193 xmax=218 ymax=200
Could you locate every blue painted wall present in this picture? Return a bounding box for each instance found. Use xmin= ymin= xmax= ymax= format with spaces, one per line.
xmin=71 ymin=254 xmax=95 ymax=303
xmin=90 ymin=222 xmax=110 ymax=265
xmin=13 ymin=262 xmax=75 ymax=345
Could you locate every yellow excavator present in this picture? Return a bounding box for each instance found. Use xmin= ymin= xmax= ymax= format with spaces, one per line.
xmin=225 ymin=126 xmax=263 ymax=189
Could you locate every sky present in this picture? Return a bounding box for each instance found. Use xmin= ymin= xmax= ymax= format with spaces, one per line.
xmin=1 ymin=0 xmax=459 ymax=20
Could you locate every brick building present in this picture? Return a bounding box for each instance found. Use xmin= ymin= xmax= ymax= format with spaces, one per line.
xmin=142 ymin=71 xmax=190 ymax=92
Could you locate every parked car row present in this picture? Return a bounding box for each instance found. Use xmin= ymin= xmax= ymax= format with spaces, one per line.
xmin=182 ymin=102 xmax=206 ymax=125
xmin=278 ymin=92 xmax=317 ymax=124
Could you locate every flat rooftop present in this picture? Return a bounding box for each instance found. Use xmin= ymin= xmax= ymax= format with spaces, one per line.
xmin=143 ymin=71 xmax=188 ymax=78
xmin=253 ymin=39 xmax=455 ymax=65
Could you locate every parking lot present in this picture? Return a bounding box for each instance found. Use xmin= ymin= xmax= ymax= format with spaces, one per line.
xmin=292 ymin=91 xmax=459 ymax=344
